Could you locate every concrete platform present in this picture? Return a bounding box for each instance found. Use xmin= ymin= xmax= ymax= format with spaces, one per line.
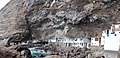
xmin=103 ymin=50 xmax=118 ymax=58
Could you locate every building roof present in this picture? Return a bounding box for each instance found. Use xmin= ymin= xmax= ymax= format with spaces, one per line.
xmin=112 ymin=22 xmax=120 ymax=25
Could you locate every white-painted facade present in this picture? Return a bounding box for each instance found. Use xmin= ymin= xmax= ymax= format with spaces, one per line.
xmin=101 ymin=31 xmax=105 ymax=46
xmin=91 ymin=37 xmax=100 ymax=46
xmin=48 ymin=37 xmax=91 ymax=48
xmin=62 ymin=38 xmax=91 ymax=48
xmin=102 ymin=23 xmax=120 ymax=51
xmin=48 ymin=39 xmax=57 ymax=42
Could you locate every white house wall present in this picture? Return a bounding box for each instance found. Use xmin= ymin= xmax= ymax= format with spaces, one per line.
xmin=115 ymin=31 xmax=120 ymax=46
xmin=91 ymin=38 xmax=99 ymax=46
xmin=49 ymin=39 xmax=56 ymax=42
xmin=62 ymin=38 xmax=91 ymax=48
xmin=101 ymin=30 xmax=106 ymax=46
xmin=101 ymin=36 xmax=105 ymax=45
xmin=102 ymin=24 xmax=120 ymax=51
xmin=104 ymin=34 xmax=119 ymax=51
xmin=111 ymin=24 xmax=120 ymax=29
xmin=114 ymin=24 xmax=120 ymax=28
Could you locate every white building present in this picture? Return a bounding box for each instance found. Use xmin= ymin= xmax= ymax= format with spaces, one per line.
xmin=63 ymin=38 xmax=91 ymax=48
xmin=48 ymin=36 xmax=91 ymax=48
xmin=91 ymin=37 xmax=101 ymax=46
xmin=102 ymin=23 xmax=120 ymax=51
xmin=101 ymin=31 xmax=106 ymax=46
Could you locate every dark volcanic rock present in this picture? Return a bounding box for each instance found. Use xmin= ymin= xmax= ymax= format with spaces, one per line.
xmin=0 ymin=0 xmax=120 ymax=39
xmin=0 ymin=47 xmax=16 ymax=58
xmin=0 ymin=0 xmax=27 ymax=38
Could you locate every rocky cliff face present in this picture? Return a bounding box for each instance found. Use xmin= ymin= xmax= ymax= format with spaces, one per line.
xmin=0 ymin=0 xmax=27 ymax=37
xmin=0 ymin=0 xmax=120 ymax=39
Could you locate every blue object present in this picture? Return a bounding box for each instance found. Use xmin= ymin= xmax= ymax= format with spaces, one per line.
xmin=28 ymin=48 xmax=48 ymax=57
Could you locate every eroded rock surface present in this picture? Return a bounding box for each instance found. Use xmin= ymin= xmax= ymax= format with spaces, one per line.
xmin=0 ymin=0 xmax=120 ymax=39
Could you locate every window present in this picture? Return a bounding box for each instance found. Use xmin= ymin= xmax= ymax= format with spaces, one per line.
xmin=111 ymin=32 xmax=115 ymax=34
xmin=74 ymin=43 xmax=78 ymax=45
xmin=103 ymin=36 xmax=105 ymax=38
xmin=113 ymin=26 xmax=115 ymax=28
xmin=84 ymin=43 xmax=87 ymax=46
xmin=80 ymin=39 xmax=82 ymax=41
xmin=99 ymin=38 xmax=101 ymax=43
xmin=80 ymin=43 xmax=83 ymax=46
xmin=107 ymin=30 xmax=109 ymax=34
xmin=95 ymin=38 xmax=98 ymax=41
xmin=74 ymin=43 xmax=75 ymax=45
xmin=107 ymin=34 xmax=109 ymax=37
xmin=85 ymin=43 xmax=87 ymax=46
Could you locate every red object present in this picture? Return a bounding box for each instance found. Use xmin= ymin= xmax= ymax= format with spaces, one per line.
xmin=88 ymin=44 xmax=91 ymax=47
xmin=95 ymin=38 xmax=98 ymax=41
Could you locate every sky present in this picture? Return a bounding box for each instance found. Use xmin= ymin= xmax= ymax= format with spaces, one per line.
xmin=0 ymin=0 xmax=10 ymax=9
